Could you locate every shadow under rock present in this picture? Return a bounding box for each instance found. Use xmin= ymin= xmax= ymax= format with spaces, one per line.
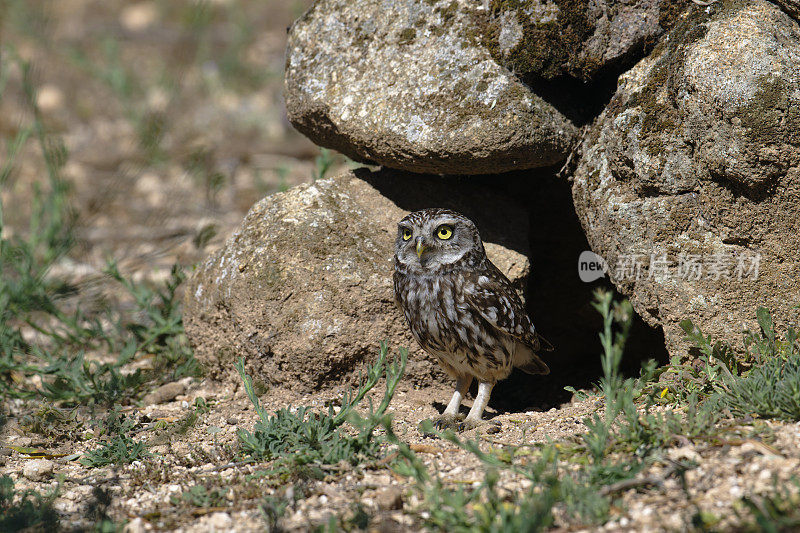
xmin=493 ymin=168 xmax=669 ymax=412
xmin=354 ymin=167 xmax=531 ymax=258
xmin=523 ymin=71 xmax=619 ymax=127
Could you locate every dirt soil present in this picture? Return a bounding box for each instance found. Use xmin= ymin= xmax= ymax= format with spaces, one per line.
xmin=1 ymin=1 xmax=799 ymax=532
xmin=2 ymin=379 xmax=800 ymax=531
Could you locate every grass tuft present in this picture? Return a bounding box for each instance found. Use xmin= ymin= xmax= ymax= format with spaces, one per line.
xmin=80 ymin=410 xmax=151 ymax=467
xmin=734 ymin=478 xmax=800 ymax=532
xmin=236 ymin=342 xmax=407 ymax=477
xmin=0 ymin=52 xmax=199 ymax=407
xmin=0 ymin=475 xmax=60 ymax=532
xmin=312 ymin=148 xmax=340 ymax=182
xmin=170 ymin=485 xmax=228 ymax=509
xmin=681 ymin=307 xmax=800 ymax=421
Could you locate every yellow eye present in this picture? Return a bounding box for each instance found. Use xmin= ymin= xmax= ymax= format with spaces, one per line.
xmin=402 ymin=228 xmax=412 ymax=241
xmin=436 ymin=225 xmax=453 ymax=240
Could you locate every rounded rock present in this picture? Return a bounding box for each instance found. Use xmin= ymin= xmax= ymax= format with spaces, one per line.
xmin=285 ymin=0 xmax=577 ymax=175
xmin=23 ymin=459 xmax=55 ymax=481
xmin=184 ymin=169 xmax=531 ymax=390
xmin=571 ymin=0 xmax=800 ymax=358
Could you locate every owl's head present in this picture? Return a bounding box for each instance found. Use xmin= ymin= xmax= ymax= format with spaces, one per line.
xmin=395 ymin=208 xmax=485 ymax=272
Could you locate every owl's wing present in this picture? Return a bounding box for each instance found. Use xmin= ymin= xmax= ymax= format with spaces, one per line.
xmin=392 ymin=269 xmax=402 ymax=308
xmin=464 ymin=264 xmax=552 ymax=375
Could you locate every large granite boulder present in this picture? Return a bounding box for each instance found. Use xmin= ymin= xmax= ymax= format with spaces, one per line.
xmin=771 ymin=0 xmax=800 ymax=21
xmin=482 ymin=0 xmax=688 ymax=82
xmin=571 ymin=0 xmax=800 ymax=358
xmin=285 ymin=0 xmax=578 ymax=175
xmin=184 ymin=169 xmax=531 ymax=391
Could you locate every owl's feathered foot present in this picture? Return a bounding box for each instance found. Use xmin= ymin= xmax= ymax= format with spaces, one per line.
xmin=430 ymin=413 xmax=465 ymax=432
xmin=418 ymin=414 xmax=464 ymax=436
xmin=421 ymin=376 xmax=472 ymax=434
xmin=422 ymin=414 xmax=502 ymax=435
xmin=422 ymin=380 xmax=502 ymax=434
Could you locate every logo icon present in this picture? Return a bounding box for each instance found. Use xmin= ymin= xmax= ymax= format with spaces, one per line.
xmin=579 ymin=251 xmax=608 ymax=283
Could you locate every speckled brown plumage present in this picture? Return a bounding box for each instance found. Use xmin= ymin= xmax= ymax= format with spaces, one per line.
xmin=393 ymin=208 xmax=551 ymax=427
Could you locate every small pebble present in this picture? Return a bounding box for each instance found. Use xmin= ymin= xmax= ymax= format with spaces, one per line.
xmin=375 ymin=487 xmax=403 ymax=510
xmin=119 ymin=2 xmax=158 ymax=32
xmin=23 ymin=459 xmax=54 ymax=481
xmin=208 ymin=512 xmax=232 ymax=529
xmin=36 ymin=85 xmax=64 ymax=112
xmin=142 ymin=381 xmax=186 ymax=406
xmin=123 ymin=517 xmax=146 ymax=533
xmin=10 ymin=436 xmax=32 ymax=447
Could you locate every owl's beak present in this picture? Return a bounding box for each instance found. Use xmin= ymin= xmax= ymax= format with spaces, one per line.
xmin=415 ymin=237 xmax=428 ymax=259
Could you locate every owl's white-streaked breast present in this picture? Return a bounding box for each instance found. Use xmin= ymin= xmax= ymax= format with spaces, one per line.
xmin=400 ymin=274 xmax=448 ymax=349
xmin=395 ymin=269 xmax=516 ymax=381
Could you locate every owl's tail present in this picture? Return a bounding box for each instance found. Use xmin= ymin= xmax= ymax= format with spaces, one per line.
xmin=513 ymin=340 xmax=551 ymax=375
xmin=536 ymin=333 xmax=555 ymax=352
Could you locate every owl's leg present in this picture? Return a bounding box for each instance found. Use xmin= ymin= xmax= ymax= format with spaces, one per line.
xmin=443 ymin=376 xmax=473 ymax=417
xmin=430 ymin=376 xmax=472 ymax=431
xmin=464 ymin=381 xmax=494 ymax=424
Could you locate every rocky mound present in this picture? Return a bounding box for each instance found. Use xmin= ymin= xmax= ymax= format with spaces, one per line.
xmin=187 ymin=0 xmax=800 ymax=385
xmin=184 ymin=169 xmax=531 ymax=390
xmin=571 ymin=0 xmax=800 ymax=356
xmin=285 ymin=0 xmax=577 ymax=174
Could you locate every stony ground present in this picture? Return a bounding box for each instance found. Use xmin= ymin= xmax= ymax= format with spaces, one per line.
xmin=3 ymin=378 xmax=800 ymax=531
xmin=1 ymin=1 xmax=799 ymax=532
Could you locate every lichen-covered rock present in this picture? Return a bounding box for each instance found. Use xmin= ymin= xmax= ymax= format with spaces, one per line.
xmin=482 ymin=0 xmax=689 ymax=81
xmin=184 ymin=169 xmax=531 ymax=391
xmin=571 ymin=0 xmax=800 ymax=358
xmin=285 ymin=0 xmax=577 ymax=175
xmin=23 ymin=459 xmax=54 ymax=481
xmin=770 ymin=0 xmax=800 ymax=21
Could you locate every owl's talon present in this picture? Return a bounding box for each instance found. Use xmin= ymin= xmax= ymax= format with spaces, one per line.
xmin=458 ymin=419 xmax=477 ymax=432
xmin=423 ymin=414 xmax=464 ymax=434
xmin=420 ymin=415 xmax=502 ymax=434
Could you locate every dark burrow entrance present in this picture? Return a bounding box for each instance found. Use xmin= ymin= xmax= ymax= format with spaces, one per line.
xmin=492 ymin=167 xmax=669 ymax=413
xmin=361 ymin=166 xmax=669 ymax=414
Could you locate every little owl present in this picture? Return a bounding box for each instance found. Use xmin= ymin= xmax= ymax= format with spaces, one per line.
xmin=393 ymin=208 xmax=552 ymax=430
